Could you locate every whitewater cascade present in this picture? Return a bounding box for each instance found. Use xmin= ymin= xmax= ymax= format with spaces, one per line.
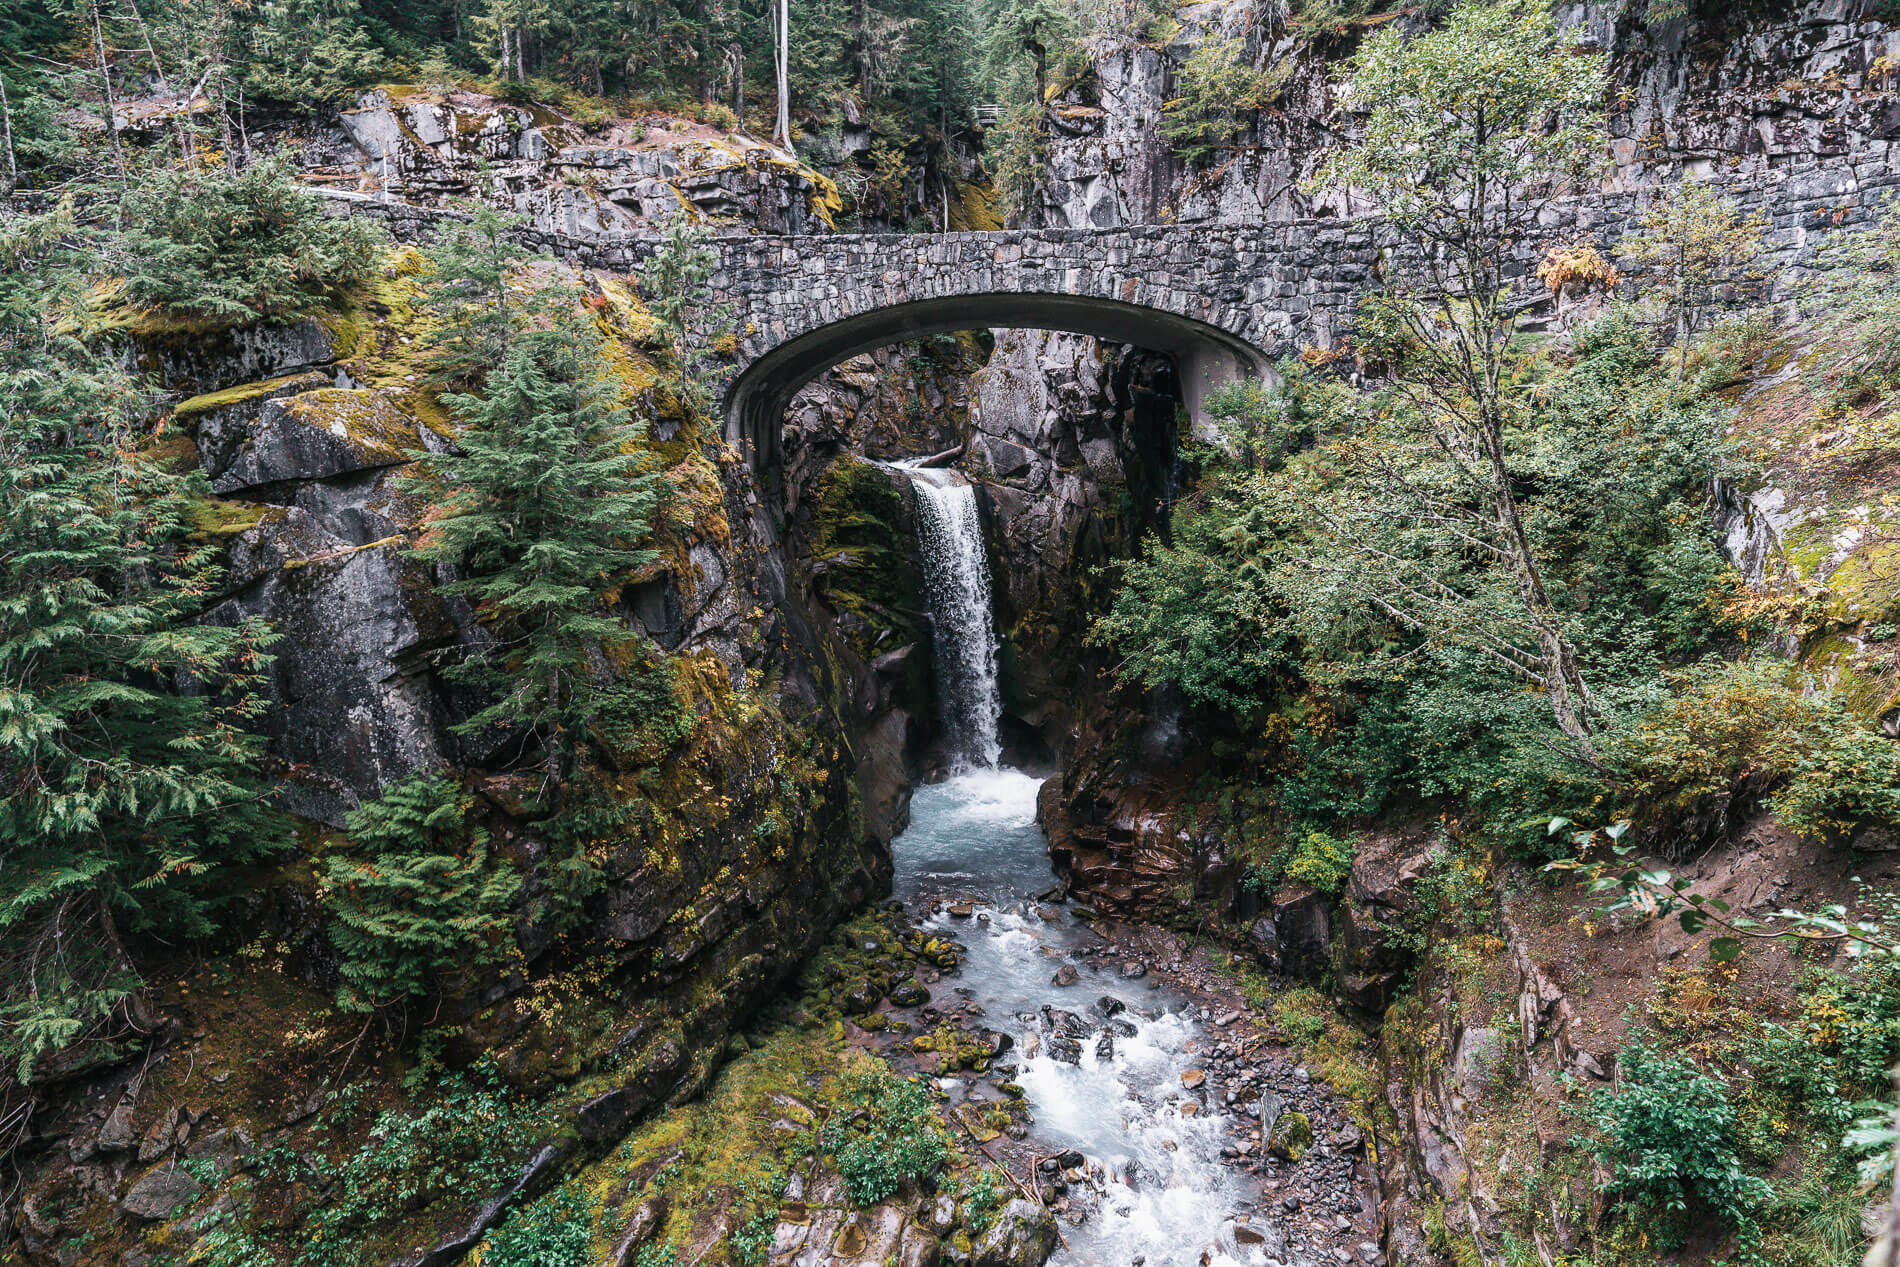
xmin=891 ymin=459 xmax=1271 ymax=1266
xmin=903 ymin=466 xmax=1003 ymax=769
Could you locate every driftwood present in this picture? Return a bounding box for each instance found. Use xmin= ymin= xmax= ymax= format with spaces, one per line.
xmin=914 ymin=442 xmax=966 ymax=468
xmin=955 ymin=1119 xmax=1069 ymax=1249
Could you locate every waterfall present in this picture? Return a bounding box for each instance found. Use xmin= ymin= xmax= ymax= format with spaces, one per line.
xmin=903 ymin=466 xmax=1003 ymax=770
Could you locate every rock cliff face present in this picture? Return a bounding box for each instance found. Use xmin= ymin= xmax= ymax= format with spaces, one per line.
xmin=0 ymin=146 xmax=952 ymax=1267
xmin=967 ymin=330 xmax=1179 ymax=757
xmin=1038 ymin=0 xmax=1900 ymax=232
xmin=324 ymin=89 xmax=840 ymax=235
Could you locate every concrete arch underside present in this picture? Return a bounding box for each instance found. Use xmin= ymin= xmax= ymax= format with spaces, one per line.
xmin=721 ymin=291 xmax=1271 ymax=472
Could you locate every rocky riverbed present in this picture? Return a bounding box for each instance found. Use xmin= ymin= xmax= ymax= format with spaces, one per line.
xmin=820 ymin=768 xmax=1383 ymax=1267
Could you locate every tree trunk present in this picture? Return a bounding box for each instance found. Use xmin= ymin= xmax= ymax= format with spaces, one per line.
xmin=726 ymin=42 xmax=744 ymax=124
xmin=89 ymin=0 xmax=127 ymax=184
xmin=1674 ymin=266 xmax=1690 ymax=382
xmin=855 ymin=0 xmax=870 ymax=101
xmin=0 ymin=72 xmax=17 ymax=192
xmin=774 ymin=0 xmax=791 ymax=148
xmin=1480 ymin=414 xmax=1600 ymax=759
xmin=122 ymin=0 xmax=171 ymax=94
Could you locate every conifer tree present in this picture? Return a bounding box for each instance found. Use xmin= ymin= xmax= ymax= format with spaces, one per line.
xmin=418 ymin=202 xmax=543 ymax=385
xmin=0 ymin=207 xmax=282 ymax=1082
xmin=641 ymin=216 xmax=726 ymax=413
xmin=322 ymin=774 xmax=518 ymax=1013
xmin=409 ymin=306 xmax=668 ymax=802
xmin=115 ymin=159 xmax=384 ymax=325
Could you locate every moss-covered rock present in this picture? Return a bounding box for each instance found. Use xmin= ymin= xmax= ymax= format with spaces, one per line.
xmin=1267 ymin=1110 xmax=1313 ymax=1161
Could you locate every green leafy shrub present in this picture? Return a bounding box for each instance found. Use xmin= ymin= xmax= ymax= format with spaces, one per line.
xmin=962 ymin=1169 xmax=1003 ymax=1232
xmin=1614 ymin=661 xmax=1900 ymax=848
xmin=1159 ymin=36 xmax=1287 ymax=165
xmin=117 ymin=160 xmax=384 ymax=325
xmin=207 ymin=1061 xmax=539 ymax=1266
xmin=305 ymin=1062 xmax=537 ymax=1262
xmin=480 ymin=1186 xmax=592 ymax=1266
xmin=821 ymin=1070 xmax=950 ymax=1204
xmin=1576 ymin=1038 xmax=1771 ymax=1251
xmin=1282 ymin=830 xmax=1355 ymax=896
xmin=322 ymin=774 xmax=521 ymax=1012
xmin=1747 ymin=950 xmax=1900 ymax=1133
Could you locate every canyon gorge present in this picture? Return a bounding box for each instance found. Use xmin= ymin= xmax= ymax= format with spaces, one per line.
xmin=5 ymin=2 xmax=1900 ymax=1266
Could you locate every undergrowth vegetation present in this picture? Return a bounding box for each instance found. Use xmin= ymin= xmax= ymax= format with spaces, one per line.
xmin=1093 ymin=6 xmax=1900 ymax=1262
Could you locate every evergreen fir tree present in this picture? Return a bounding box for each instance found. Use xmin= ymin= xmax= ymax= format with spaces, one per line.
xmin=408 ymin=306 xmax=669 ymax=801
xmin=115 ymin=159 xmax=384 ymax=325
xmin=640 ymin=217 xmax=727 ymax=414
xmin=417 ymin=201 xmax=542 ymax=386
xmin=236 ymin=0 xmax=387 ymax=108
xmin=322 ymin=774 xmax=519 ymax=1013
xmin=0 ymin=207 xmax=283 ymax=1082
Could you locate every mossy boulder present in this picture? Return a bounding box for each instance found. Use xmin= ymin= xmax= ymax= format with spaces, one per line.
xmin=1267 ymin=1110 xmax=1312 ymax=1162
xmin=197 ymin=384 xmax=422 ymax=493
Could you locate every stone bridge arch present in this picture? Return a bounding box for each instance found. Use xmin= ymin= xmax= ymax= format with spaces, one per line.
xmin=709 ymin=227 xmax=1292 ymax=471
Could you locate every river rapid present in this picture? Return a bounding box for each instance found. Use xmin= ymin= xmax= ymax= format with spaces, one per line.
xmin=892 ymin=466 xmax=1279 ymax=1267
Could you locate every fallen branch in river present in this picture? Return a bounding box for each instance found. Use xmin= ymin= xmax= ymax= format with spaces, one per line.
xmin=915 ymin=442 xmax=965 ymax=468
xmin=956 ymin=1118 xmax=1069 ymax=1249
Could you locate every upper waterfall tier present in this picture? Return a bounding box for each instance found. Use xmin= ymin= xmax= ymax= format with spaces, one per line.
xmin=903 ymin=466 xmax=1003 ymax=770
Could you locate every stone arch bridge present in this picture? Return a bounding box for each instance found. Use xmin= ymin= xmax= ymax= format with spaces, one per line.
xmin=335 ymin=199 xmax=1378 ymax=467
xmin=706 ymin=225 xmax=1348 ymax=471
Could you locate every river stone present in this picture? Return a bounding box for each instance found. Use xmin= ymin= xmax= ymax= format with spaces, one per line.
xmin=842 ymin=977 xmax=881 ymax=1014
xmin=1051 ymin=963 xmax=1078 ymax=987
xmin=971 ymin=1199 xmax=1057 ymax=1267
xmin=896 ymin=1228 xmax=943 ymax=1267
xmin=122 ymin=1168 xmax=203 ymax=1220
xmin=1267 ymin=1111 xmax=1313 ymax=1161
xmin=1046 ymin=1036 xmax=1082 ymax=1066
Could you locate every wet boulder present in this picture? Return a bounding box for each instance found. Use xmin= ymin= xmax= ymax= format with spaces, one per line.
xmin=842 ymin=977 xmax=882 ymax=1014
xmin=202 ymin=528 xmax=458 ymax=826
xmin=970 ymin=1199 xmax=1057 ymax=1267
xmin=1267 ymin=1110 xmax=1312 ymax=1161
xmin=122 ymin=1168 xmax=203 ymax=1220
xmin=145 ymin=319 xmax=337 ymax=394
xmin=1253 ymin=888 xmax=1331 ymax=978
xmin=1040 ymin=1008 xmax=1089 ymax=1039
xmin=196 ymin=385 xmax=421 ymax=494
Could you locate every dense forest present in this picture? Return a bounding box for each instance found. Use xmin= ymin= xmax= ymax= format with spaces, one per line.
xmin=0 ymin=0 xmax=1110 ymax=226
xmin=6 ymin=1 xmax=1900 ymax=1265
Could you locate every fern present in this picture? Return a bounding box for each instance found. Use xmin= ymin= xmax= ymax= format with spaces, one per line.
xmin=323 ymin=776 xmax=521 ymax=1012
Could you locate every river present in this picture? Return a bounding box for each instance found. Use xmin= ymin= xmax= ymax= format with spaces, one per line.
xmin=893 ymin=466 xmax=1273 ymax=1267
